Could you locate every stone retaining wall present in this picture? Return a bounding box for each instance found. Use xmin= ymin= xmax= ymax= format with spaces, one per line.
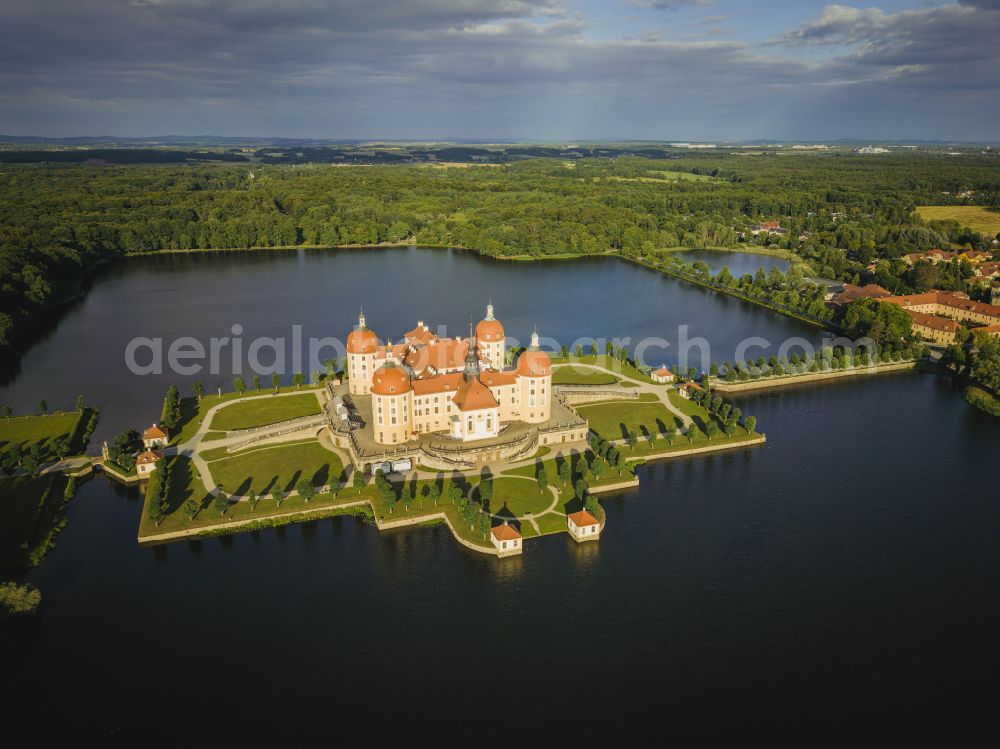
xmin=712 ymin=361 xmax=918 ymax=393
xmin=630 ymin=435 xmax=766 ymax=461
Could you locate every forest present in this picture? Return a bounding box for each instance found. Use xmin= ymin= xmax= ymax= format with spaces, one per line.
xmin=1 ymin=149 xmax=999 ymax=354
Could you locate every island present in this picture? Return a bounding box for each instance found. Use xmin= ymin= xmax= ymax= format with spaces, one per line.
xmin=130 ymin=304 xmax=765 ymax=556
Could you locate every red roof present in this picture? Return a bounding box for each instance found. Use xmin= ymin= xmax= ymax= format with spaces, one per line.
xmin=143 ymin=424 xmax=167 ymax=440
xmin=371 ymin=366 xmax=411 ymax=396
xmin=476 ymin=318 xmax=505 ymax=342
xmin=452 ymin=377 xmax=500 ymax=412
xmin=491 ymin=522 xmax=521 ymax=541
xmin=568 ymin=510 xmax=599 ymax=528
xmin=136 ymin=449 xmax=164 ymax=465
xmin=347 ymin=328 xmax=379 ymax=354
xmin=516 ymin=349 xmax=552 ymax=377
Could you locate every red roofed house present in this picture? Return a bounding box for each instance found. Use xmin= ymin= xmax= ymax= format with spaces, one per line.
xmin=567 ymin=510 xmax=601 ymax=542
xmin=142 ymin=423 xmax=169 ymax=448
xmin=491 ymin=521 xmax=523 ymax=557
xmin=830 ymin=283 xmax=892 ymax=306
xmin=136 ymin=449 xmax=164 ymax=477
xmin=650 ymin=366 xmax=675 ymax=384
xmin=677 ymin=382 xmax=704 ymax=400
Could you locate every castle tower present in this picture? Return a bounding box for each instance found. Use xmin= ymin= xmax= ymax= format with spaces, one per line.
xmin=516 ymin=326 xmax=552 ymax=423
xmin=464 ymin=321 xmax=480 ymax=382
xmin=475 ymin=301 xmax=506 ymax=371
xmin=347 ymin=308 xmax=379 ymax=396
xmin=371 ymin=361 xmax=412 ymax=445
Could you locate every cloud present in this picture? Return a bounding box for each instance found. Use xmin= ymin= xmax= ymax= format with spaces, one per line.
xmin=0 ymin=1 xmax=998 ymax=140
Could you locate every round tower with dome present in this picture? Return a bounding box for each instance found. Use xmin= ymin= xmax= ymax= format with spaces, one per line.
xmin=347 ymin=310 xmax=379 ymax=396
xmin=370 ymin=360 xmax=413 ymax=445
xmin=475 ymin=302 xmax=506 ymax=371
xmin=516 ymin=327 xmax=552 ymax=423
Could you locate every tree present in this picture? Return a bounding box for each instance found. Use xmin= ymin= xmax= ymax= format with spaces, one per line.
xmin=744 ymin=415 xmax=757 ymax=434
xmin=194 ymin=381 xmax=205 ymax=400
xmin=1 ymin=405 xmax=11 ymax=418
xmin=271 ymin=373 xmax=281 ymax=392
xmin=234 ymin=376 xmax=246 ymax=395
xmin=252 ymin=375 xmax=261 ymax=392
xmin=75 ymin=394 xmax=85 ymax=412
xmin=628 ymin=430 xmax=638 ymax=449
xmin=536 ymin=465 xmax=549 ymax=493
xmin=558 ymin=461 xmax=571 ymax=485
xmin=353 ymin=470 xmax=366 ymax=492
xmin=705 ymin=421 xmax=718 ymax=440
xmin=184 ymin=499 xmax=200 ymax=519
xmin=297 ymin=479 xmax=315 ymax=502
xmin=272 ymin=489 xmax=284 ymax=507
xmin=429 ymin=483 xmax=440 ymax=506
xmin=293 ymin=372 xmax=305 ymax=389
xmin=39 ymin=400 xmax=47 ymax=417
xmin=665 ymin=425 xmax=677 ymax=444
xmin=479 ymin=477 xmax=493 ymax=506
xmin=214 ymin=495 xmax=230 ymax=514
xmin=247 ymin=490 xmax=258 ymax=510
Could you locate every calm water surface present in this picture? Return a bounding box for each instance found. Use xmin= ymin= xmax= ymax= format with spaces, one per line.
xmin=1 ymin=248 xmax=998 ymax=740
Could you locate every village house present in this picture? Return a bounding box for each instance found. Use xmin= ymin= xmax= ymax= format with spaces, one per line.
xmin=567 ymin=510 xmax=601 ymax=542
xmin=136 ymin=449 xmax=164 ymax=477
xmin=142 ymin=424 xmax=169 ymax=448
xmin=650 ymin=367 xmax=675 ymax=384
xmin=902 ymin=249 xmax=991 ymax=266
xmin=677 ymin=382 xmax=704 ymax=400
xmin=491 ymin=521 xmax=522 ymax=557
xmin=830 ymin=283 xmax=892 ymax=307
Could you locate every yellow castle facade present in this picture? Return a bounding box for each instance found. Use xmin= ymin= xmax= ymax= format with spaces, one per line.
xmin=346 ymin=305 xmax=553 ymax=445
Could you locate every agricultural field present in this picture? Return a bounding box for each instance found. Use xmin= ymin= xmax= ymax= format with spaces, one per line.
xmin=916 ymin=206 xmax=1000 ymax=237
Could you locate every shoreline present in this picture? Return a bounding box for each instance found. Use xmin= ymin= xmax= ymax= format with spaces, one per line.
xmin=712 ymin=360 xmax=920 ymax=392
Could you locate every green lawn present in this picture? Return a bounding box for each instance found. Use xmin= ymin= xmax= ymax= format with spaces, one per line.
xmin=475 ymin=476 xmax=553 ymax=519
xmin=170 ymin=385 xmax=322 ymax=445
xmin=576 ymin=398 xmax=680 ymax=440
xmin=0 ymin=474 xmax=69 ymax=568
xmin=204 ymin=440 xmax=345 ymax=496
xmin=552 ymin=367 xmax=619 ymax=386
xmin=916 ymin=206 xmax=1000 ymax=236
xmin=548 ymin=355 xmax=652 ymax=384
xmin=209 ymin=392 xmax=321 ymax=432
xmin=138 ymin=455 xmax=367 ymax=537
xmin=0 ymin=410 xmax=87 ymax=461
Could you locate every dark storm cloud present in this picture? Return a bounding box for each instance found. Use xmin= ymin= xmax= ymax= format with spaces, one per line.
xmin=0 ymin=1 xmax=998 ymax=139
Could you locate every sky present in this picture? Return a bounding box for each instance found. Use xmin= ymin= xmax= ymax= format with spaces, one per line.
xmin=0 ymin=0 xmax=998 ymax=141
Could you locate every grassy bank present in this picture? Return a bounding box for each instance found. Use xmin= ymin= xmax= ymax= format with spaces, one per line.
xmin=0 ymin=409 xmax=91 ymax=461
xmin=208 ymin=391 xmax=321 ymax=431
xmin=170 ymin=385 xmax=323 ymax=445
xmin=0 ymin=473 xmax=74 ymax=569
xmin=916 ymin=206 xmax=1000 ymax=236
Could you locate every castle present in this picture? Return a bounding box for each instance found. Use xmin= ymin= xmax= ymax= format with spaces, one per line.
xmin=346 ymin=305 xmax=553 ymax=445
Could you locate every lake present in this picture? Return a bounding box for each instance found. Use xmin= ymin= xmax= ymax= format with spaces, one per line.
xmin=1 ymin=247 xmax=998 ymax=740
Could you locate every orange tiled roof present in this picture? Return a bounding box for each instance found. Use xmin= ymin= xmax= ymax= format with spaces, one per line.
xmin=491 ymin=522 xmax=521 ymax=541
xmin=411 ymin=372 xmax=464 ymax=395
xmin=652 ymin=367 xmax=673 ymax=378
xmin=516 ymin=349 xmax=551 ymax=377
xmin=481 ymin=371 xmax=518 ymax=387
xmin=452 ymin=377 xmax=500 ymax=412
xmin=371 ymin=366 xmax=411 ymax=395
xmin=832 ymin=283 xmax=892 ymax=305
xmin=908 ymin=311 xmax=960 ymax=333
xmin=347 ymin=328 xmax=379 ymax=354
xmin=143 ymin=424 xmax=167 ymax=440
xmin=568 ymin=510 xmax=599 ymax=528
xmin=136 ymin=449 xmax=164 ymax=465
xmin=476 ymin=318 xmax=505 ymax=342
